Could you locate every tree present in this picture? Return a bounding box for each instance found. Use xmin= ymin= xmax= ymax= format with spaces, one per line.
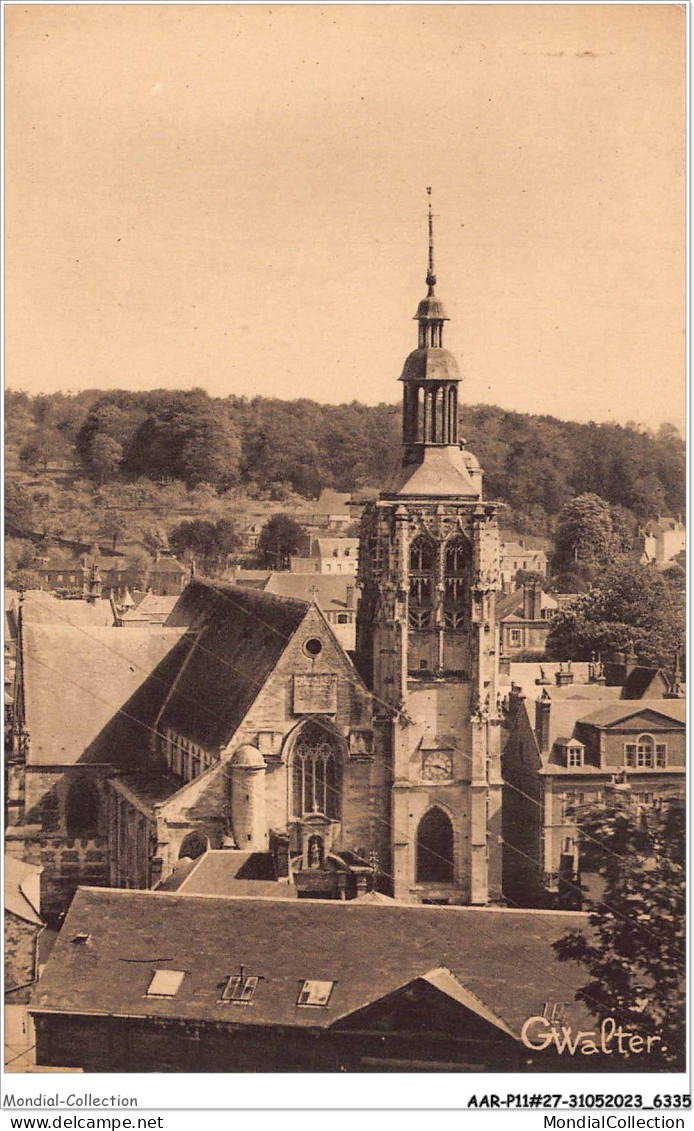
xmin=101 ymin=511 xmax=129 ymax=552
xmin=5 ymin=480 xmax=35 ymax=534
xmin=19 ymin=428 xmax=69 ymax=477
xmin=610 ymin=504 xmax=639 ymax=557
xmin=5 ymin=538 xmax=36 ymax=574
xmin=554 ymin=799 xmax=685 ymax=1069
xmin=128 ymin=551 xmax=153 ymax=592
xmin=169 ymin=517 xmax=240 ymax=576
xmin=257 ymin=514 xmax=305 ymax=570
xmin=553 ymin=494 xmax=620 ymax=576
xmin=546 ymin=560 xmax=685 ymax=668
xmin=126 ymin=392 xmax=241 ymax=488
xmin=88 ymin=434 xmax=124 ymax=484
xmin=514 ymin=568 xmax=546 ymax=589
xmin=6 ymin=569 xmax=43 ymax=592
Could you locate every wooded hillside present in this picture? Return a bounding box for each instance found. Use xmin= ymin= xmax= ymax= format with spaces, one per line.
xmin=6 ymin=388 xmax=684 ymax=537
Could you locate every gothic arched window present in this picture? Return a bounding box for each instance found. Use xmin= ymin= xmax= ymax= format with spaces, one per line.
xmin=291 ymin=722 xmax=340 ymax=820
xmin=416 ymin=807 xmax=454 ymax=883
xmin=65 ymin=777 xmax=100 ymax=838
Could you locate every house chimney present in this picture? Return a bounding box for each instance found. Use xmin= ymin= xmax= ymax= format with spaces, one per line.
xmin=523 ymin=581 xmax=542 ymax=620
xmin=555 ymin=661 xmax=574 ymax=687
xmin=625 ymin=640 xmax=637 ymax=677
xmin=535 ymin=691 xmax=551 ymax=754
xmin=506 ymin=682 xmax=526 ymax=720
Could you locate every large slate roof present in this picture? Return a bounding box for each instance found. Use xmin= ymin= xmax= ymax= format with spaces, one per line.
xmin=33 ymin=888 xmax=593 ymax=1036
xmin=160 ymin=579 xmax=310 ymax=749
xmin=20 ymin=625 xmax=186 ymax=768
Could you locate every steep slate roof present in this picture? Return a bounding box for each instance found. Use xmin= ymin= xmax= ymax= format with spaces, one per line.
xmin=620 ymin=667 xmax=668 ymax=700
xmin=20 ymin=625 xmax=185 ymax=766
xmin=33 ymin=889 xmax=592 ymax=1036
xmin=578 ymin=699 xmax=686 ymax=728
xmin=109 ymin=772 xmax=183 ymax=814
xmin=496 ymin=589 xmax=556 ymax=621
xmin=161 ymin=579 xmax=310 ymax=749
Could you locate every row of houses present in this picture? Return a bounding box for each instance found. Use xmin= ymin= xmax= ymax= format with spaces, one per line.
xmin=30 ymin=549 xmax=187 ymax=600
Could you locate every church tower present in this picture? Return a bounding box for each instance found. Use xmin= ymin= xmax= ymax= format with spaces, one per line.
xmin=356 ymin=192 xmax=502 ymax=904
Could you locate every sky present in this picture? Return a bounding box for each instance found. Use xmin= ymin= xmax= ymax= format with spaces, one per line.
xmin=5 ymin=4 xmax=685 ymax=431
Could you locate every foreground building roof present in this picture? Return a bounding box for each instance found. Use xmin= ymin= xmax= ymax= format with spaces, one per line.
xmin=33 ymin=888 xmax=592 ymax=1037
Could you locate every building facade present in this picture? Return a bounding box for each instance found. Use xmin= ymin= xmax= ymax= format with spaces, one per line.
xmin=356 ymin=204 xmax=503 ymax=905
xmin=502 ymin=689 xmax=685 ymax=908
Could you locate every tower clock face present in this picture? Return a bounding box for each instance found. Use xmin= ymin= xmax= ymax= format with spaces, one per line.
xmin=422 ymin=751 xmax=453 ymax=781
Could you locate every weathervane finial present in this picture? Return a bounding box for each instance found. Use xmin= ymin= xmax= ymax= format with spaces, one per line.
xmin=426 ymin=187 xmax=436 ymax=295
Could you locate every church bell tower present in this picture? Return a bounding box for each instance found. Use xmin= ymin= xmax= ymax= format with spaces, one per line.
xmin=356 ymin=191 xmax=503 ymax=905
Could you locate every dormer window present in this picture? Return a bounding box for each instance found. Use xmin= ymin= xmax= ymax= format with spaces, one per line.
xmin=221 ymin=974 xmax=259 ymax=1004
xmin=557 ymin=739 xmax=585 ymax=768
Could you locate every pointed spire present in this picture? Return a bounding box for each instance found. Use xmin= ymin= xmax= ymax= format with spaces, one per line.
xmin=413 ymin=188 xmax=449 ymax=328
xmin=426 ymin=186 xmax=436 ymax=294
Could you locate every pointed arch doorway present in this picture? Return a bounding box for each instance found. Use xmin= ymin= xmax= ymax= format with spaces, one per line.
xmin=416 ymin=807 xmax=454 ymax=883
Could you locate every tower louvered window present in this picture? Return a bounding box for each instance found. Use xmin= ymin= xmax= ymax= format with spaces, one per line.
xmin=443 ymin=537 xmax=469 ymax=629
xmin=408 ymin=537 xmax=435 ymax=629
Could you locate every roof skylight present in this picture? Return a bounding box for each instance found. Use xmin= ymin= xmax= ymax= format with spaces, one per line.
xmin=146 ymin=969 xmax=186 ymax=997
xmin=297 ymin=980 xmax=334 ymax=1007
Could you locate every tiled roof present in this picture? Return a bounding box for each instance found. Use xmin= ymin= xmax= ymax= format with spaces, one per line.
xmin=499 ymin=543 xmax=547 ymax=560
xmin=497 ymin=589 xmax=556 ymax=621
xmin=170 ymin=851 xmax=298 ymax=900
xmin=20 ymin=591 xmax=115 ymax=628
xmin=5 ymin=856 xmax=43 ymax=927
xmin=161 ymin=580 xmax=309 ymax=749
xmin=149 ymin=556 xmax=186 ymax=575
xmin=501 ymin=662 xmax=622 ymax=703
xmin=177 ymin=850 xmax=279 ymax=893
xmin=33 ymin=888 xmax=593 ymax=1036
xmin=120 ymin=593 xmax=179 ymax=624
xmin=312 ymin=489 xmax=352 ymax=514
xmin=313 ymin=538 xmax=359 ymax=558
xmin=265 ymin=573 xmax=356 ymax=612
xmin=20 ymin=625 xmax=185 ymax=767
